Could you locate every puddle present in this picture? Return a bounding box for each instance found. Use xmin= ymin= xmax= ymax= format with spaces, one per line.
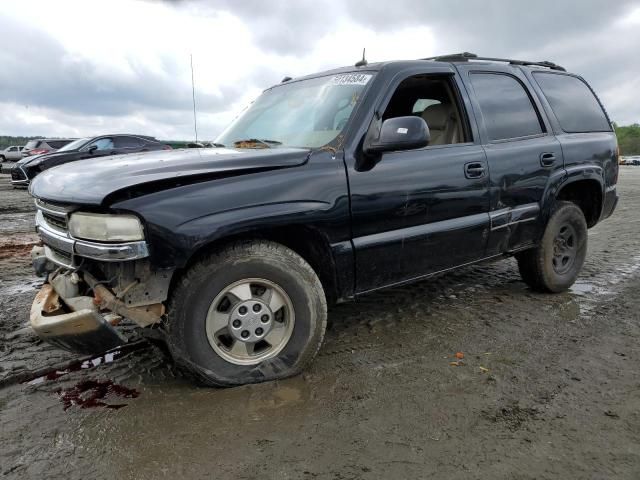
xmin=56 ymin=379 xmax=139 ymax=411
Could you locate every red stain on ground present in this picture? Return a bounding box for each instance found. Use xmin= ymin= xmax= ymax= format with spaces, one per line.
xmin=56 ymin=380 xmax=139 ymax=411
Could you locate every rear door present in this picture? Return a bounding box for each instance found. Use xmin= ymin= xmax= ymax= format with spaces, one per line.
xmin=456 ymin=64 xmax=564 ymax=254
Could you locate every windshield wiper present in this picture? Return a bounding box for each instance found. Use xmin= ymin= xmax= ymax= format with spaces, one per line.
xmin=232 ymin=138 xmax=282 ymax=148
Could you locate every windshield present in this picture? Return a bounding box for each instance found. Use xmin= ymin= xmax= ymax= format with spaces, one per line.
xmin=215 ymin=72 xmax=374 ymax=149
xmin=57 ymin=137 xmax=90 ymax=152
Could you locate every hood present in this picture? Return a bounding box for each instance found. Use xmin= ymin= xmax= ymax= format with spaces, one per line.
xmin=30 ymin=147 xmax=310 ymax=206
xmin=18 ymin=150 xmax=72 ymax=166
xmin=17 ymin=153 xmax=47 ymax=166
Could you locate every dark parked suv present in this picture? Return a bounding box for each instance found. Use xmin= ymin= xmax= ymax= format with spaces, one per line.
xmin=11 ymin=134 xmax=170 ymax=186
xmin=28 ymin=53 xmax=618 ymax=386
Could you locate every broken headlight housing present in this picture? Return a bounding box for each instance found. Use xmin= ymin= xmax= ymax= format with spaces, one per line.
xmin=68 ymin=212 xmax=145 ymax=242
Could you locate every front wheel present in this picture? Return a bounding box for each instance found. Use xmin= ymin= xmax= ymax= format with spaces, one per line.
xmin=165 ymin=240 xmax=327 ymax=386
xmin=517 ymin=201 xmax=588 ymax=293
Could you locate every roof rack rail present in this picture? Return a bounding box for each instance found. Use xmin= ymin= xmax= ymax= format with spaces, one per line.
xmin=422 ymin=52 xmax=566 ymax=72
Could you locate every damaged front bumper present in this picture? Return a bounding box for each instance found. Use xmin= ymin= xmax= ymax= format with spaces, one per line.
xmin=30 ymin=283 xmax=127 ymax=354
xmin=30 ymin=246 xmax=166 ymax=355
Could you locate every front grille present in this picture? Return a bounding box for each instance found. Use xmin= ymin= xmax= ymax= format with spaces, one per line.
xmin=49 ymin=246 xmax=73 ymax=264
xmin=42 ymin=212 xmax=68 ymax=232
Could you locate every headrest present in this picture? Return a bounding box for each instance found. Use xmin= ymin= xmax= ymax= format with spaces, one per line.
xmin=421 ymin=103 xmax=452 ymax=130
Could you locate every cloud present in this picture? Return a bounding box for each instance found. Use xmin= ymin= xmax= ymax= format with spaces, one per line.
xmin=0 ymin=0 xmax=638 ymax=140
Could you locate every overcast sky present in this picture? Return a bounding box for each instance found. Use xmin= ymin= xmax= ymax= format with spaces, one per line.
xmin=1 ymin=0 xmax=639 ymax=140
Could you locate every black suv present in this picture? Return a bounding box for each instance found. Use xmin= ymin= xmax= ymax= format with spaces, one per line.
xmin=28 ymin=53 xmax=618 ymax=386
xmin=11 ymin=134 xmax=170 ymax=186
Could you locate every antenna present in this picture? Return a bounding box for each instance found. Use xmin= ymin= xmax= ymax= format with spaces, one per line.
xmin=355 ymin=48 xmax=367 ymax=67
xmin=190 ymin=53 xmax=198 ymax=142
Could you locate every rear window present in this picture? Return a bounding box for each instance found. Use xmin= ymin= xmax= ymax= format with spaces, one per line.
xmin=24 ymin=140 xmax=42 ymax=149
xmin=470 ymin=73 xmax=543 ymax=141
xmin=47 ymin=140 xmax=73 ymax=149
xmin=533 ymin=73 xmax=611 ymax=133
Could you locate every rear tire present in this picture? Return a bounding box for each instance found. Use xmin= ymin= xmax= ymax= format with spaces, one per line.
xmin=165 ymin=240 xmax=327 ymax=387
xmin=517 ymin=201 xmax=587 ymax=293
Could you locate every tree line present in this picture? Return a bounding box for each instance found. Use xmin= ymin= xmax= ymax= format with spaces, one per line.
xmin=614 ymin=124 xmax=640 ymax=156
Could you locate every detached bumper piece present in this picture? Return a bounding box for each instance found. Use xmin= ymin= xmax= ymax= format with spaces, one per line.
xmin=30 ymin=284 xmax=126 ymax=354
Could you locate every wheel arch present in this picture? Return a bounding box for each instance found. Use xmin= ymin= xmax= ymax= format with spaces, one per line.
xmin=555 ymin=177 xmax=604 ymax=228
xmin=542 ymin=166 xmax=604 ymax=229
xmin=171 ymin=224 xmax=342 ymax=306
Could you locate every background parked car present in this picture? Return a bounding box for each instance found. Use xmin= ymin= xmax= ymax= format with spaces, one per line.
xmin=11 ymin=134 xmax=172 ymax=186
xmin=21 ymin=138 xmax=75 ymax=158
xmin=0 ymin=146 xmax=23 ymax=162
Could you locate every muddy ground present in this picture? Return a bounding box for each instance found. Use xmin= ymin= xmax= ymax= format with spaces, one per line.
xmin=1 ymin=170 xmax=639 ymax=479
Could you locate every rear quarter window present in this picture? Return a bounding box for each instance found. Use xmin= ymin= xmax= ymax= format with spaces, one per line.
xmin=533 ymin=73 xmax=611 ymax=133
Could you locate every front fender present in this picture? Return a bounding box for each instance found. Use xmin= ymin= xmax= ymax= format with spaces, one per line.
xmin=174 ymin=201 xmax=335 ymax=265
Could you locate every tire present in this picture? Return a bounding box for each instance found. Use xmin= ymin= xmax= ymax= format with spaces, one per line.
xmin=165 ymin=240 xmax=327 ymax=387
xmin=0 ymin=155 xmax=5 ymax=163
xmin=516 ymin=201 xmax=587 ymax=293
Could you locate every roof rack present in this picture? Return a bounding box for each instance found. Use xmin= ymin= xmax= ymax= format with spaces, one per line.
xmin=422 ymin=52 xmax=566 ymax=72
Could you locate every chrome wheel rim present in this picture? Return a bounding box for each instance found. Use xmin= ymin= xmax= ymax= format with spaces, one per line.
xmin=552 ymin=224 xmax=577 ymax=275
xmin=205 ymin=278 xmax=295 ymax=366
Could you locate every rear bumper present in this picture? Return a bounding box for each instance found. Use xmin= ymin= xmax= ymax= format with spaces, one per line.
xmin=601 ymin=187 xmax=619 ymax=221
xmin=30 ymin=283 xmax=126 ymax=354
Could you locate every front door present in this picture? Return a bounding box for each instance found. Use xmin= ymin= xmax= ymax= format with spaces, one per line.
xmin=347 ymin=70 xmax=491 ymax=293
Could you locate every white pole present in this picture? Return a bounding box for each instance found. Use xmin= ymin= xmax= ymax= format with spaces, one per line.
xmin=190 ymin=54 xmax=198 ymax=143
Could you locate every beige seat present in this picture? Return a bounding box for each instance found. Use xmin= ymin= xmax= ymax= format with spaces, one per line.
xmin=421 ymin=104 xmax=458 ymax=145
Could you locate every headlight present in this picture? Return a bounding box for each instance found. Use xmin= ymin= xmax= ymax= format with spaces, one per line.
xmin=68 ymin=212 xmax=144 ymax=242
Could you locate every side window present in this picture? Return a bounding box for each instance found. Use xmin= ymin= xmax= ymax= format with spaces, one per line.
xmin=88 ymin=137 xmax=114 ymax=151
xmin=115 ymin=136 xmax=144 ymax=148
xmin=382 ymin=75 xmax=469 ymax=146
xmin=470 ymin=73 xmax=543 ymax=141
xmin=9 ymin=147 xmax=17 ymax=152
xmin=533 ymin=73 xmax=611 ymax=133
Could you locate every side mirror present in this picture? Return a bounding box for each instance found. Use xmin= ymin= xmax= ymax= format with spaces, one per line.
xmin=364 ymin=116 xmax=430 ymax=155
xmin=88 ymin=145 xmax=98 ymax=154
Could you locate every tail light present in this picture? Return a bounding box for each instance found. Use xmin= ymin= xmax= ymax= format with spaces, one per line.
xmin=30 ymin=149 xmax=48 ymax=155
xmin=162 ymin=145 xmax=172 ymax=150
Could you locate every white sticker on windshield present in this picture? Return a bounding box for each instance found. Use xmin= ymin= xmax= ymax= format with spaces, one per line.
xmin=329 ymin=73 xmax=372 ymax=86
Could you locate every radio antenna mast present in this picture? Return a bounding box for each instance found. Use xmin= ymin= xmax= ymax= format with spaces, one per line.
xmin=190 ymin=53 xmax=198 ymax=142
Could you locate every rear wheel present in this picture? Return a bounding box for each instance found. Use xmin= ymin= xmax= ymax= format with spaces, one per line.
xmin=517 ymin=201 xmax=588 ymax=293
xmin=166 ymin=240 xmax=327 ymax=386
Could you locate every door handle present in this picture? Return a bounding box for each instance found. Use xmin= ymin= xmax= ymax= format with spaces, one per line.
xmin=464 ymin=162 xmax=486 ymax=179
xmin=540 ymin=152 xmax=556 ymax=167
